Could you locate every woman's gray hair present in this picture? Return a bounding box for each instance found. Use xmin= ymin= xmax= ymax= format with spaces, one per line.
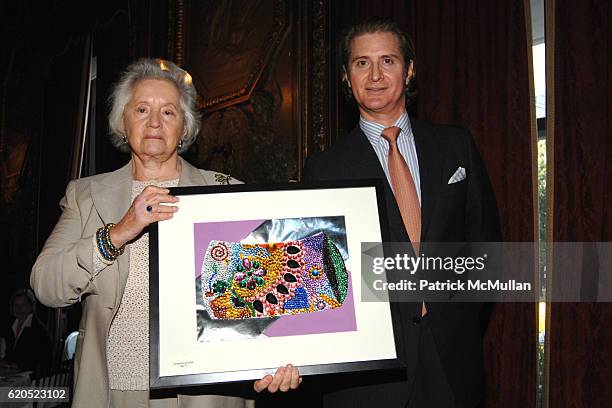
xmin=108 ymin=58 xmax=201 ymax=154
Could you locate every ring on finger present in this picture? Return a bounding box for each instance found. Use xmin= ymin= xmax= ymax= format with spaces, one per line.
xmin=146 ymin=205 xmax=153 ymax=213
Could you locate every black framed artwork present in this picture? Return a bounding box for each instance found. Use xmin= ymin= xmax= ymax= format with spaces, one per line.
xmin=149 ymin=181 xmax=402 ymax=391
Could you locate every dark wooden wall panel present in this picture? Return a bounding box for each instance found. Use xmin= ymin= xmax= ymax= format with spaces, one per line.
xmin=176 ymin=0 xmax=325 ymax=183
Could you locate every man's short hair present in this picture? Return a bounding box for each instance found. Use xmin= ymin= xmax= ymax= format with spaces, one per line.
xmin=10 ymin=288 xmax=37 ymax=316
xmin=340 ymin=17 xmax=417 ymax=104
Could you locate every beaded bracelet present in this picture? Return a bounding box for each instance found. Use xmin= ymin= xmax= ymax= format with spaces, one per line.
xmin=95 ymin=223 xmax=125 ymax=261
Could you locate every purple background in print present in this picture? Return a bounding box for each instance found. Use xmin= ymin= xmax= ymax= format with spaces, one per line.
xmin=194 ymin=219 xmax=263 ymax=279
xmin=193 ymin=219 xmax=357 ymax=336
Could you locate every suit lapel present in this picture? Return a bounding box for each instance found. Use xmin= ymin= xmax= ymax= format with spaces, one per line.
xmin=330 ymin=127 xmax=383 ymax=179
xmin=411 ymin=119 xmax=441 ymax=242
xmin=178 ymin=157 xmax=209 ymax=187
xmin=89 ymin=157 xmax=208 ymax=220
xmin=340 ymin=127 xmax=410 ymax=243
xmin=90 ymin=162 xmax=133 ymax=225
xmin=89 ymin=156 xmax=208 ymax=309
xmin=90 ymin=161 xmax=133 ymax=307
xmin=340 ymin=122 xmax=441 ymax=244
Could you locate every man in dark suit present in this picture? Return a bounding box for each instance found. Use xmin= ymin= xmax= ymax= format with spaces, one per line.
xmin=304 ymin=18 xmax=501 ymax=408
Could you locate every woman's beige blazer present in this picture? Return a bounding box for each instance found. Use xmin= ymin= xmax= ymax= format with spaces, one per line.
xmin=31 ymin=158 xmax=248 ymax=408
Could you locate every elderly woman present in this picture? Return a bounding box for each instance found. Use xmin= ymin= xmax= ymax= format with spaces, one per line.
xmin=31 ymin=58 xmax=299 ymax=408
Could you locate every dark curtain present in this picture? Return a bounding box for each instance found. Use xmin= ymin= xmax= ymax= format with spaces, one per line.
xmin=333 ymin=1 xmax=536 ymax=407
xmin=409 ymin=3 xmax=537 ymax=407
xmin=0 ymin=1 xmax=98 ymax=339
xmin=548 ymin=0 xmax=612 ymax=407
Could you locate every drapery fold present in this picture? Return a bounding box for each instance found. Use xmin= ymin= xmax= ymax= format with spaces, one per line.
xmin=547 ymin=0 xmax=612 ymax=407
xmin=409 ymin=2 xmax=537 ymax=407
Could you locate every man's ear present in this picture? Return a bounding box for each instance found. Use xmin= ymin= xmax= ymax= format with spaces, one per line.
xmin=405 ymin=60 xmax=415 ymax=86
xmin=342 ymin=65 xmax=351 ymax=88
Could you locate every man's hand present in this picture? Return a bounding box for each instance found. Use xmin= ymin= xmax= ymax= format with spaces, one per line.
xmin=253 ymin=364 xmax=301 ymax=393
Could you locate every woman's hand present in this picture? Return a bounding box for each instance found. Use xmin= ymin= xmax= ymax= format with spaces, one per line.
xmin=110 ymin=186 xmax=179 ymax=247
xmin=253 ymin=364 xmax=301 ymax=393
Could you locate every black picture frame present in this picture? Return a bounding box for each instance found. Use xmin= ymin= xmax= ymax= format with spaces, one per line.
xmin=149 ymin=180 xmax=403 ymax=392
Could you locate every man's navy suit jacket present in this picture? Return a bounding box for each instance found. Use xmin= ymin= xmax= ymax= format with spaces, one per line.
xmin=303 ymin=118 xmax=501 ymax=408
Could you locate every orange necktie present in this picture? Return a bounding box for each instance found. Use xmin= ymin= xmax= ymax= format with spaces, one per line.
xmin=382 ymin=126 xmax=426 ymax=316
xmin=381 ymin=126 xmax=421 ymax=255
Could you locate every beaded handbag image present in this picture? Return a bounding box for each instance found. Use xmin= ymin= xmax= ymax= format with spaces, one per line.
xmin=201 ymin=232 xmax=348 ymax=319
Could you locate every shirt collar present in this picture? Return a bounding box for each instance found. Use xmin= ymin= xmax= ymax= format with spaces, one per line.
xmin=359 ymin=111 xmax=412 ymax=146
xmin=12 ymin=313 xmax=33 ymax=338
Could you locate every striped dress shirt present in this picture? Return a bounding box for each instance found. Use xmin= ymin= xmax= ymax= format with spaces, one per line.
xmin=360 ymin=112 xmax=422 ymax=204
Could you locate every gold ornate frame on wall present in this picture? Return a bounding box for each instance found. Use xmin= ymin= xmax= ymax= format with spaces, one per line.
xmin=167 ymin=0 xmax=332 ymax=183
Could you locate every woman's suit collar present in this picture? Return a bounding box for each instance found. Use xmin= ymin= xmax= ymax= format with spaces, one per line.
xmin=178 ymin=157 xmax=209 ymax=187
xmin=90 ymin=156 xmax=209 ymax=225
xmin=90 ymin=156 xmax=209 ymax=310
xmin=90 ymin=161 xmax=132 ymax=226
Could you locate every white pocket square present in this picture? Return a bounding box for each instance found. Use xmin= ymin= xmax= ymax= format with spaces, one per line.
xmin=448 ymin=167 xmax=466 ymax=184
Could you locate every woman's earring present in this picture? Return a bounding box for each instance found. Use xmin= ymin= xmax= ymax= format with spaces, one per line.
xmin=122 ymin=135 xmax=128 ymax=144
xmin=178 ymin=139 xmax=184 ymax=149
